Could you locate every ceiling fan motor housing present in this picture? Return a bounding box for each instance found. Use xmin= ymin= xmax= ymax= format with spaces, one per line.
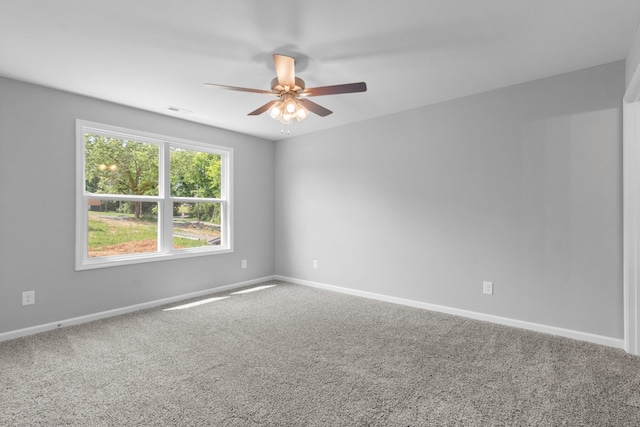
xmin=271 ymin=77 xmax=305 ymax=93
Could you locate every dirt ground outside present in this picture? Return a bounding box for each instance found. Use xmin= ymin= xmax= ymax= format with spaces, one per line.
xmin=88 ymin=216 xmax=221 ymax=257
xmin=88 ymin=240 xmax=158 ymax=257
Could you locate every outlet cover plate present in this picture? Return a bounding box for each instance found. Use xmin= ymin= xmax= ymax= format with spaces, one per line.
xmin=22 ymin=290 xmax=35 ymax=305
xmin=483 ymin=281 xmax=493 ymax=295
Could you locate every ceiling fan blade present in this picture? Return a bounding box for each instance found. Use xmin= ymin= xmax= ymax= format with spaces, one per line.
xmin=297 ymin=98 xmax=333 ymax=117
xmin=300 ymin=82 xmax=367 ymax=97
xmin=248 ymin=100 xmax=279 ymax=116
xmin=273 ymin=54 xmax=296 ymax=89
xmin=204 ymin=83 xmax=276 ymax=95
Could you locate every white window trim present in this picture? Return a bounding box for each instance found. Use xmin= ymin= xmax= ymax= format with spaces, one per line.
xmin=75 ymin=119 xmax=233 ymax=270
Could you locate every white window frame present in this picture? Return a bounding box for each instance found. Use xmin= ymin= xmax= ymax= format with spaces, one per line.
xmin=75 ymin=119 xmax=233 ymax=270
xmin=624 ymin=70 xmax=640 ymax=356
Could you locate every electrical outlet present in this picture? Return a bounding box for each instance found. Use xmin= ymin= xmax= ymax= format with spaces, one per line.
xmin=22 ymin=290 xmax=35 ymax=306
xmin=483 ymin=281 xmax=493 ymax=295
xmin=241 ymin=259 xmax=247 ymax=269
xmin=313 ymin=259 xmax=318 ymax=269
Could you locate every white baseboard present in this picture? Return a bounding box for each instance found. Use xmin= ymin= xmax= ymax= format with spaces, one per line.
xmin=274 ymin=275 xmax=625 ymax=350
xmin=4 ymin=274 xmax=624 ymax=350
xmin=0 ymin=275 xmax=277 ymax=342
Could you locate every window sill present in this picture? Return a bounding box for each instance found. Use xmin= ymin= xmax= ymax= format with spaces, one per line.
xmin=75 ymin=247 xmax=233 ymax=271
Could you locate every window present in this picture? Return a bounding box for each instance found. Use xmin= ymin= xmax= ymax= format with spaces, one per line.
xmin=76 ymin=120 xmax=232 ymax=270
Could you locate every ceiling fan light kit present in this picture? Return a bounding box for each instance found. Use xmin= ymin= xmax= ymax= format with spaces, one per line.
xmin=268 ymin=93 xmax=309 ymax=124
xmin=205 ymin=54 xmax=367 ymax=133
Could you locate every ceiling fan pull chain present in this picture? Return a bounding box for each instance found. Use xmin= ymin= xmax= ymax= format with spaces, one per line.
xmin=279 ymin=122 xmax=291 ymax=135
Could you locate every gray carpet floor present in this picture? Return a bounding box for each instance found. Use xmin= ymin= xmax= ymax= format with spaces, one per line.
xmin=2 ymin=281 xmax=640 ymax=426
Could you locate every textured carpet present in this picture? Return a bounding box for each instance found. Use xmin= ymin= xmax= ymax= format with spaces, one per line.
xmin=2 ymin=281 xmax=640 ymax=426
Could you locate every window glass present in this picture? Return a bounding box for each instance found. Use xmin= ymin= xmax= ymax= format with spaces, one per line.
xmin=170 ymin=147 xmax=221 ymax=198
xmin=173 ymin=202 xmax=222 ymax=249
xmin=85 ymin=135 xmax=159 ymax=196
xmin=87 ymin=200 xmax=158 ymax=257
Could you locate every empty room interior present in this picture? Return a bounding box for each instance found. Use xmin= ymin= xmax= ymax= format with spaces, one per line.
xmin=3 ymin=1 xmax=640 ymax=425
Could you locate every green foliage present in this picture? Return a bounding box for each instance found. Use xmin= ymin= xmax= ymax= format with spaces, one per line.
xmin=116 ymin=201 xmax=156 ymax=217
xmin=85 ymin=134 xmax=160 ymax=218
xmin=85 ymin=135 xmax=222 ymax=222
xmin=170 ymin=148 xmax=222 ymax=223
xmin=173 ymin=237 xmax=209 ymax=248
xmin=85 ymin=134 xmax=159 ymax=196
xmin=190 ymin=202 xmax=220 ymax=223
xmin=170 ymin=148 xmax=221 ymax=199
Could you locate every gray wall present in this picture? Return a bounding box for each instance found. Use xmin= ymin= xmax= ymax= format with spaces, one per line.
xmin=0 ymin=77 xmax=275 ymax=334
xmin=0 ymin=61 xmax=626 ymax=339
xmin=275 ymin=61 xmax=624 ymax=339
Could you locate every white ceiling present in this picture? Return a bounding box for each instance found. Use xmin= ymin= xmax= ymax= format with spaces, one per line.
xmin=2 ymin=1 xmax=640 ymax=141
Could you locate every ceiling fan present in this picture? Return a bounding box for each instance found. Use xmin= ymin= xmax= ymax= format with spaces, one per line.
xmin=204 ymin=54 xmax=367 ymax=127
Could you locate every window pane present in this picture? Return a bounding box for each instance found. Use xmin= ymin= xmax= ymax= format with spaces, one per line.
xmin=170 ymin=147 xmax=221 ymax=198
xmin=85 ymin=134 xmax=159 ymax=196
xmin=173 ymin=202 xmax=222 ymax=249
xmin=87 ymin=200 xmax=158 ymax=257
